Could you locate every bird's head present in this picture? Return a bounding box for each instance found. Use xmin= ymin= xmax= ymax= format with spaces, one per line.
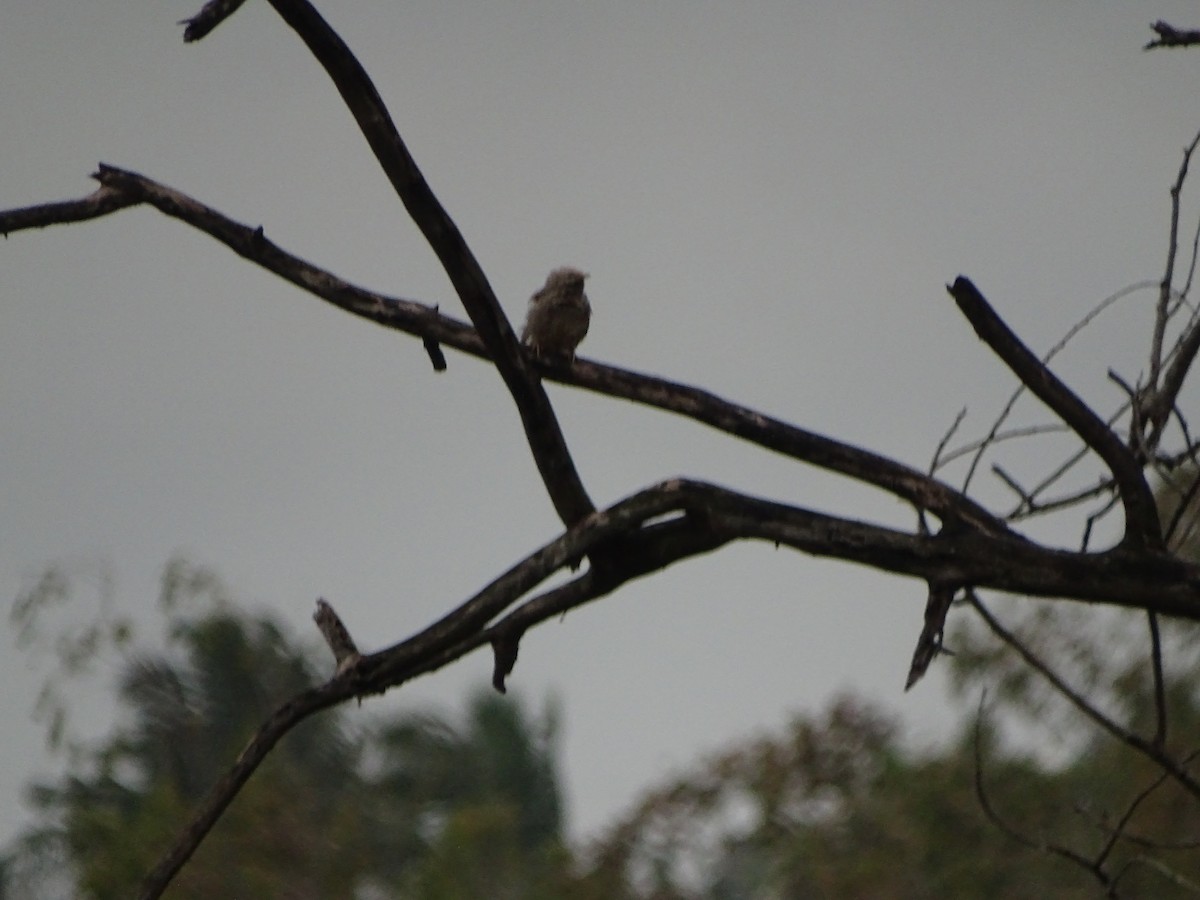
xmin=544 ymin=266 xmax=589 ymax=291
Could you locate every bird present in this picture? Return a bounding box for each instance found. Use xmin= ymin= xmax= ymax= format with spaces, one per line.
xmin=521 ymin=266 xmax=590 ymax=361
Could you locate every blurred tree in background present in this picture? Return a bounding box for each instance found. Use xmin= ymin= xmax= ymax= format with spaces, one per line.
xmin=0 ymin=559 xmax=568 ymax=898
xmin=7 ymin=524 xmax=1200 ymax=898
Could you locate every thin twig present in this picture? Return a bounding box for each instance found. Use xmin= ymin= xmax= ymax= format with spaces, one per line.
xmin=972 ymin=693 xmax=1110 ymax=886
xmin=1147 ymin=610 xmax=1168 ymax=749
xmin=1095 ymin=766 xmax=1172 ymax=866
xmin=1095 ymin=749 xmax=1200 ymax=866
xmin=1018 ymin=400 xmax=1131 ymax=514
xmin=935 ymin=422 xmax=1070 ymax=468
xmin=967 ymin=591 xmax=1200 ymax=800
xmin=929 ymin=407 xmax=968 ymax=475
xmin=1165 ymin=467 xmax=1200 ymax=553
xmin=1081 ymin=493 xmax=1121 ymax=552
xmin=1147 ymin=131 xmax=1200 ymax=446
xmin=1150 ymin=130 xmax=1200 ymax=390
xmin=956 ymin=281 xmax=1154 ymax=496
xmin=0 ymin=185 xmax=138 ymax=235
xmin=924 ymin=408 xmax=967 ymax=534
xmin=1007 ymin=477 xmax=1115 ymax=524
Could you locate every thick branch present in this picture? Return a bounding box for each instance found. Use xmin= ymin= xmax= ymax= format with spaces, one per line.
xmin=1145 ymin=130 xmax=1200 ymax=446
xmin=370 ymin=517 xmax=729 ymax=694
xmin=969 ymin=593 xmax=1200 ymax=801
xmin=259 ymin=0 xmax=595 ymax=527
xmin=136 ymin=482 xmax=727 ymax=898
xmin=948 ymin=276 xmax=1162 ymax=549
xmin=135 ymin=475 xmax=1200 ymax=896
xmin=561 ymin=359 xmax=1009 ymax=535
xmin=702 ymin=489 xmax=1200 ymax=617
xmin=0 ymin=169 xmax=1009 ymax=537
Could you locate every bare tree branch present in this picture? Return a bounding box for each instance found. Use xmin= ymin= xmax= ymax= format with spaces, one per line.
xmin=129 ymin=471 xmax=1200 ymax=896
xmin=1 ymin=166 xmax=1012 ymax=538
xmin=951 ymin=280 xmax=1154 ymax=497
xmin=261 ymin=0 xmax=597 ymax=528
xmin=1145 ymin=130 xmax=1200 ymax=446
xmin=134 ymin=674 xmax=354 ymax=900
xmin=134 ymin=480 xmax=727 ymax=897
xmin=0 ymin=185 xmax=138 ymax=235
xmin=312 ymin=599 xmax=361 ymax=675
xmin=1149 ymin=131 xmax=1200 ymax=389
xmin=179 ymin=0 xmax=247 ymax=42
xmin=2 ymin=4 xmax=1197 ymax=895
xmin=967 ymin=591 xmax=1200 ymax=800
xmin=905 ymin=581 xmax=958 ymax=690
xmin=972 ymin=695 xmax=1109 ymax=887
xmin=1010 ymin=401 xmax=1130 ymax=521
xmin=1146 ymin=21 xmax=1200 ymax=51
xmin=948 ymin=276 xmax=1163 ymax=549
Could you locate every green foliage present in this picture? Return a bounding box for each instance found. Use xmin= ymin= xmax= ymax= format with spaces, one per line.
xmin=10 ymin=546 xmax=1200 ymax=897
xmin=2 ymin=559 xmax=571 ymax=898
xmin=573 ymin=692 xmax=1200 ymax=899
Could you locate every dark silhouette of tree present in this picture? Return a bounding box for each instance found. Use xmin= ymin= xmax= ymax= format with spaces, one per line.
xmin=5 ymin=3 xmax=1200 ymax=895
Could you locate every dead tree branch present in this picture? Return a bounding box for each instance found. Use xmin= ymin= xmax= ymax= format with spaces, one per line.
xmin=972 ymin=697 xmax=1110 ymax=889
xmin=265 ymin=0 xmax=596 ymax=528
xmin=1145 ymin=130 xmax=1200 ymax=445
xmin=947 ymin=280 xmax=1154 ymax=498
xmin=0 ymin=2 xmax=1197 ymax=896
xmin=966 ymin=592 xmax=1200 ymax=801
xmin=948 ymin=277 xmax=1163 ymax=549
xmin=2 ymin=165 xmax=1010 ymax=538
xmin=905 ymin=581 xmax=958 ymax=690
xmin=1146 ymin=21 xmax=1200 ymax=51
xmin=129 ymin=472 xmax=1200 ymax=896
xmin=0 ymin=185 xmax=139 ymax=234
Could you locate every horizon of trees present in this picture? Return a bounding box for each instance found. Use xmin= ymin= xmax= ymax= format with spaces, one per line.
xmin=5 ymin=549 xmax=1200 ymax=898
xmin=6 ymin=4 xmax=1200 ymax=895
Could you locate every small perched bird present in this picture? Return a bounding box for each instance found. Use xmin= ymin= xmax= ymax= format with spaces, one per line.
xmin=521 ymin=266 xmax=590 ymax=361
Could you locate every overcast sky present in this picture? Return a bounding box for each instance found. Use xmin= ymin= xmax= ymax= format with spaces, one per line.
xmin=4 ymin=1 xmax=1200 ymax=851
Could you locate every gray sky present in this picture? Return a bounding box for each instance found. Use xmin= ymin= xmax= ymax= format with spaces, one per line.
xmin=4 ymin=1 xmax=1200 ymax=851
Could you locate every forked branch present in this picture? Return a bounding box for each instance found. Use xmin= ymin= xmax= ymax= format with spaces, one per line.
xmin=3 ymin=165 xmax=1010 ymax=537
xmin=947 ymin=277 xmax=1163 ymax=549
xmin=3 ymin=2 xmax=1199 ymax=897
xmin=267 ymin=0 xmax=596 ymax=527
